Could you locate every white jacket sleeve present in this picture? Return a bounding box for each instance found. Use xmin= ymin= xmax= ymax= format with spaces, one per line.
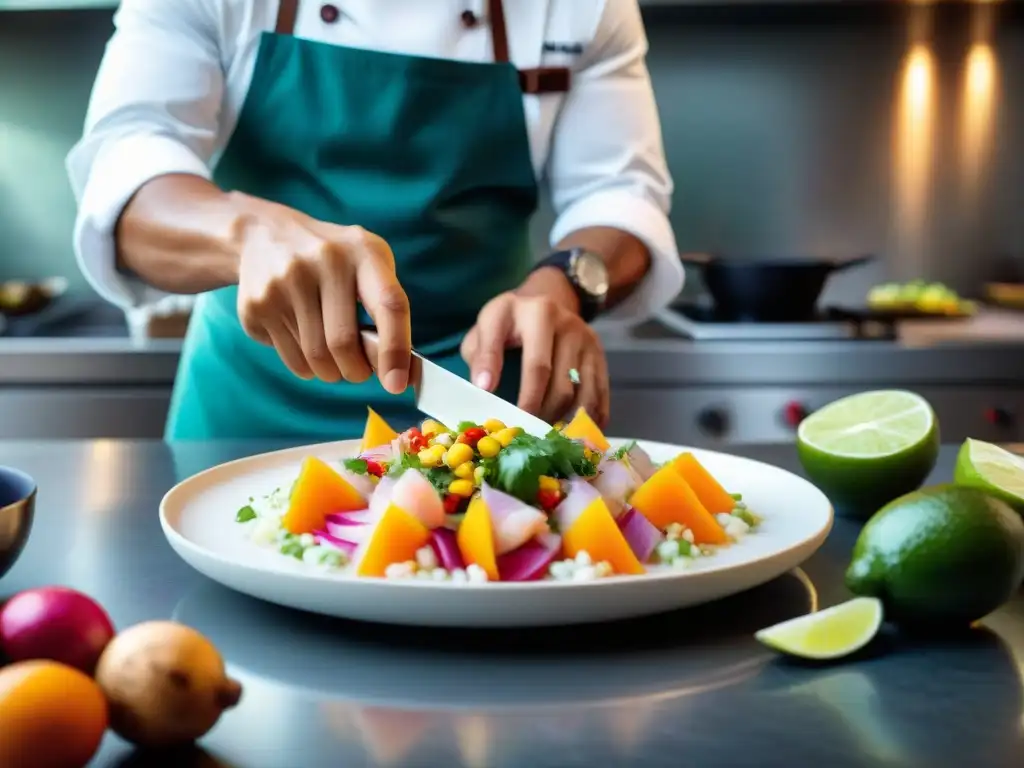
xmin=545 ymin=0 xmax=682 ymax=323
xmin=66 ymin=0 xmax=225 ymax=308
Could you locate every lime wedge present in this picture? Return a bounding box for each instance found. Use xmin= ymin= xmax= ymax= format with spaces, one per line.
xmin=755 ymin=597 xmax=884 ymax=660
xmin=954 ymin=438 xmax=1024 ymax=512
xmin=797 ymin=390 xmax=935 ymax=458
xmin=796 ymin=390 xmax=940 ymax=520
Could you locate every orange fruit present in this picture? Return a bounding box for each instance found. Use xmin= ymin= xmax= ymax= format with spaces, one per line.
xmin=0 ymin=660 xmax=108 ymax=768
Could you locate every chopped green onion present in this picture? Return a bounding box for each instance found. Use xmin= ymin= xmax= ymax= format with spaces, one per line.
xmin=235 ymin=505 xmax=256 ymax=523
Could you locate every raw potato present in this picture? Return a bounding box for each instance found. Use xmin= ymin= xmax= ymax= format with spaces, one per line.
xmin=94 ymin=621 xmax=242 ymax=747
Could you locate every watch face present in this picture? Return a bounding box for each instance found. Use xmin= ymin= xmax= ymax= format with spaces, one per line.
xmin=571 ymin=250 xmax=610 ymax=299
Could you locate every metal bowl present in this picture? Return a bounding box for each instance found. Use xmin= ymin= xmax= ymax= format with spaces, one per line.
xmin=0 ymin=467 xmax=35 ymax=579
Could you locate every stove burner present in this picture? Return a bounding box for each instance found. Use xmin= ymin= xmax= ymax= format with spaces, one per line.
xmin=660 ymin=304 xmax=898 ymax=342
xmin=677 ymin=305 xmax=829 ymax=325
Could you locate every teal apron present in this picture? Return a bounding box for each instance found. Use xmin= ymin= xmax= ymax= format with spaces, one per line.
xmin=166 ymin=0 xmax=570 ymax=440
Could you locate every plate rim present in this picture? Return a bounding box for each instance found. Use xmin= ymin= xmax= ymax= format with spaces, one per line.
xmin=159 ymin=437 xmax=834 ymax=593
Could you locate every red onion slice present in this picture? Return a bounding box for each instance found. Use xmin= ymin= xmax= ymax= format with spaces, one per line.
xmin=616 ymin=507 xmax=663 ymax=563
xmin=313 ymin=529 xmax=359 ymax=555
xmin=497 ymin=532 xmax=563 ymax=581
xmin=429 ymin=528 xmax=466 ymax=571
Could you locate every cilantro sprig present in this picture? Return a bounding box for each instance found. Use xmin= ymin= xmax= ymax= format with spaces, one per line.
xmin=611 ymin=440 xmax=637 ymax=461
xmin=343 ymin=458 xmax=369 ymax=474
xmin=487 ymin=430 xmax=598 ymax=503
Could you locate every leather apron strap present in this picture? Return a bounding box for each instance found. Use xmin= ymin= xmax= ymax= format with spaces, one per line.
xmin=274 ymin=0 xmax=569 ymax=93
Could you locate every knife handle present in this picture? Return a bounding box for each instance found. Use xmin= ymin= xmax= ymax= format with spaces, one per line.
xmin=359 ymin=325 xmax=421 ymax=392
xmin=359 ymin=327 xmax=381 ymax=371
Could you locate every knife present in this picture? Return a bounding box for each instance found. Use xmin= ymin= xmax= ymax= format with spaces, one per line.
xmin=359 ymin=329 xmax=553 ymax=437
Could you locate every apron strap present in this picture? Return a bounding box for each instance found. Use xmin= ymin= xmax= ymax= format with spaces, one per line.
xmin=487 ymin=0 xmax=511 ymax=63
xmin=273 ymin=0 xmax=569 ymax=94
xmin=488 ymin=0 xmax=570 ymax=94
xmin=276 ymin=0 xmax=299 ymax=34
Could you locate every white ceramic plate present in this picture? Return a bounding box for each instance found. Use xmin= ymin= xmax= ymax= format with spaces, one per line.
xmin=160 ymin=439 xmax=833 ymax=627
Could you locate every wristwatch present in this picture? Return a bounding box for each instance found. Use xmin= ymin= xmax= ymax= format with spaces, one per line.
xmin=531 ymin=248 xmax=609 ymax=322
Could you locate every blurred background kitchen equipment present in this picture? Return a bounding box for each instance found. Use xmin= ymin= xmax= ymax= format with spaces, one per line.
xmin=0 ymin=276 xmax=68 ymax=317
xmin=0 ymin=276 xmax=106 ymax=337
xmin=984 ymin=283 xmax=1024 ymax=312
xmin=0 ymin=466 xmax=35 ymax=579
xmin=679 ymin=253 xmax=874 ymax=322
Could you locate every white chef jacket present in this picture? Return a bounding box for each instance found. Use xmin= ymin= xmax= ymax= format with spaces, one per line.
xmin=67 ymin=0 xmax=683 ymax=323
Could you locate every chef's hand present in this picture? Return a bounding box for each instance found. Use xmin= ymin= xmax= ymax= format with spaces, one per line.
xmin=233 ymin=195 xmax=412 ymax=392
xmin=461 ymin=269 xmax=610 ymax=427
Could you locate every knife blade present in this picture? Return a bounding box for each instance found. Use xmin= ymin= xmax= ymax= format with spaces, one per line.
xmin=360 ymin=329 xmax=553 ymax=437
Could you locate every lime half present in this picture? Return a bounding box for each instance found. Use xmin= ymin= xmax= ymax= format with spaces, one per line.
xmin=796 ymin=390 xmax=940 ymax=520
xmin=755 ymin=597 xmax=884 ymax=660
xmin=954 ymin=438 xmax=1024 ymax=513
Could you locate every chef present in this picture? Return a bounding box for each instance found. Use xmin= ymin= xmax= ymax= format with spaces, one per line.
xmin=68 ymin=0 xmax=682 ymax=440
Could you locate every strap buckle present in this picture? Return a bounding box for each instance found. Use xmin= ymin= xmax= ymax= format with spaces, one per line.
xmin=519 ymin=67 xmax=571 ymax=95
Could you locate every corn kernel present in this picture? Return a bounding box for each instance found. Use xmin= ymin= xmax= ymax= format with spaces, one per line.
xmin=454 ymin=462 xmax=475 ymax=480
xmin=493 ymin=427 xmax=520 ymax=447
xmin=476 ymin=435 xmax=501 ymax=458
xmin=448 ymin=479 xmax=475 ymax=497
xmin=421 ymin=419 xmax=448 ymax=436
xmin=538 ymin=475 xmax=560 ymax=493
xmin=418 ymin=446 xmax=445 ymax=467
xmin=473 ymin=465 xmax=487 ymax=486
xmin=445 ymin=442 xmax=474 ymax=468
xmin=482 ymin=418 xmax=506 ymax=434
xmin=553 ymin=421 xmax=565 ymax=432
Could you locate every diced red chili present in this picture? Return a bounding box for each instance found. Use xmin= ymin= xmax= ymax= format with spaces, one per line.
xmin=537 ymin=488 xmax=561 ymax=512
xmin=364 ymin=459 xmax=384 ymax=477
xmin=443 ymin=494 xmax=462 ymax=515
xmin=459 ymin=427 xmax=487 ymax=448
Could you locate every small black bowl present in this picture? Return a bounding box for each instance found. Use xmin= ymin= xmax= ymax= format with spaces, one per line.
xmin=0 ymin=466 xmax=35 ymax=579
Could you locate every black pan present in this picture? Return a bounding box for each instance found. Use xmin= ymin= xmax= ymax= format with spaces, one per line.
xmin=679 ymin=253 xmax=874 ymax=322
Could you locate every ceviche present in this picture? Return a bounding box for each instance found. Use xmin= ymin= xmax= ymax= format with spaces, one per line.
xmin=234 ymin=408 xmax=761 ymax=583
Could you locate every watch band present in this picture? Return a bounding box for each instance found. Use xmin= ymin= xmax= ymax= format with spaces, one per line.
xmin=531 ymin=248 xmax=608 ymax=322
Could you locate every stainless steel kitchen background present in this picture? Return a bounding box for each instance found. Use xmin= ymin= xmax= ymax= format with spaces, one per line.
xmin=3 ymin=2 xmax=1023 ymax=301
xmin=3 ymin=1 xmax=1024 ymax=445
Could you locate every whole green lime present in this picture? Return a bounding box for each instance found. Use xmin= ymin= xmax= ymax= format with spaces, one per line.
xmin=797 ymin=390 xmax=940 ymax=520
xmin=846 ymin=485 xmax=1024 ymax=627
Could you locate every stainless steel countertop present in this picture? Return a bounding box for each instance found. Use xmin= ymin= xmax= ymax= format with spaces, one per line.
xmin=4 ymin=320 xmax=1024 ymax=386
xmin=1 ymin=440 xmax=1023 ymax=767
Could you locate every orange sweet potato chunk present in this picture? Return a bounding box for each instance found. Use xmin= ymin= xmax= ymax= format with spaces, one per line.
xmin=562 ymin=498 xmax=645 ymax=575
xmin=362 ymin=407 xmax=399 ymax=452
xmin=457 ymin=497 xmax=499 ymax=581
xmin=629 ymin=465 xmax=728 ymax=545
xmin=356 ymin=504 xmax=430 ymax=577
xmin=282 ymin=456 xmax=366 ymax=534
xmin=671 ymin=453 xmax=737 ymax=515
xmin=561 ymin=407 xmax=610 ymax=452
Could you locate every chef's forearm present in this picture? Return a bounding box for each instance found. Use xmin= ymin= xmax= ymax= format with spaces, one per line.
xmin=115 ymin=174 xmax=244 ymax=295
xmin=555 ymin=226 xmax=652 ymax=308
